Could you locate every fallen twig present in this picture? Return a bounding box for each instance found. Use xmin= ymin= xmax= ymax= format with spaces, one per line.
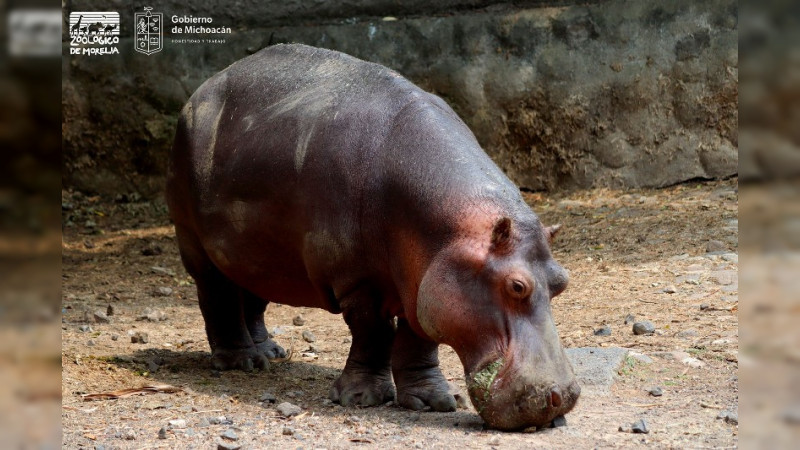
xmin=81 ymin=383 xmax=182 ymax=401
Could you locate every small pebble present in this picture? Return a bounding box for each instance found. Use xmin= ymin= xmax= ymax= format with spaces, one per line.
xmin=631 ymin=419 xmax=649 ymax=434
xmin=706 ymin=240 xmax=727 ymax=253
xmin=488 ymin=435 xmax=501 ymax=445
xmin=632 ymin=321 xmax=655 ymax=335
xmin=648 ymin=386 xmax=663 ymax=397
xmin=197 ymin=418 xmax=210 ymax=428
xmin=292 ymin=315 xmax=305 ymax=326
xmin=123 ymin=429 xmax=136 ymax=440
xmin=624 ymin=314 xmax=635 ymax=324
xmin=220 ymin=429 xmax=238 ymax=441
xmin=78 ymin=324 xmax=93 ymax=332
xmin=717 ymin=410 xmax=738 ymax=425
xmin=154 ymin=287 xmax=173 ymax=297
xmin=106 ymin=304 xmax=115 ymax=316
xmin=169 ymin=419 xmax=187 ymax=429
xmin=87 ymin=339 xmax=95 ymax=346
xmin=699 ymin=303 xmax=710 ymax=310
xmin=282 ymin=426 xmax=295 ymax=436
xmin=139 ymin=307 xmax=167 ymax=322
xmin=142 ymin=245 xmax=163 ymax=256
xmin=111 ymin=334 xmax=119 ymax=341
xmin=276 ymin=402 xmax=302 ymax=417
xmin=302 ymin=330 xmax=316 ymax=343
xmin=550 ymin=415 xmax=567 ymax=428
xmin=259 ymin=392 xmax=276 ymax=403
xmin=594 ymin=325 xmax=612 ymax=336
xmin=131 ymin=332 xmax=149 ymax=344
xmin=93 ymin=310 xmax=110 ymax=323
xmin=158 ymin=427 xmax=167 ymax=439
xmin=147 ymin=359 xmax=160 ymax=373
xmin=217 ymin=442 xmax=241 ymax=450
xmin=662 ymin=285 xmax=677 ymax=294
xmin=208 ymin=416 xmax=227 ymax=425
xmin=676 ymin=329 xmax=698 ymax=338
xmin=618 ymin=423 xmax=631 ymax=433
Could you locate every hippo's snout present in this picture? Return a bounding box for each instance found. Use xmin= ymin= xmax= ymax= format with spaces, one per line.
xmin=466 ymin=358 xmax=580 ymax=430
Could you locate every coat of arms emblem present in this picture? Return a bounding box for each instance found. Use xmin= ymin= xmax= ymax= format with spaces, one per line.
xmin=134 ymin=7 xmax=162 ymax=55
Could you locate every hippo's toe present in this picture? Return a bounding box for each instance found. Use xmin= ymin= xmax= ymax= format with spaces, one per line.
xmin=255 ymin=338 xmax=287 ymax=360
xmin=395 ymin=370 xmax=458 ymax=412
xmin=211 ymin=347 xmax=269 ymax=371
xmin=329 ymin=367 xmax=395 ymax=407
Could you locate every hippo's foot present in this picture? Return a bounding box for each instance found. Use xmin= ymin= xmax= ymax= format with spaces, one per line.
xmin=211 ymin=346 xmax=269 ymax=371
xmin=255 ymin=338 xmax=287 ymax=360
xmin=395 ymin=367 xmax=457 ymax=412
xmin=330 ymin=365 xmax=395 ymax=407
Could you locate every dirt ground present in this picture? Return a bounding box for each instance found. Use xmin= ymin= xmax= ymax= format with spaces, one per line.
xmin=61 ymin=178 xmax=738 ymax=449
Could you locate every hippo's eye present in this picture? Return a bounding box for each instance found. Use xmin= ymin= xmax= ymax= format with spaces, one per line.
xmin=506 ymin=277 xmax=532 ymax=299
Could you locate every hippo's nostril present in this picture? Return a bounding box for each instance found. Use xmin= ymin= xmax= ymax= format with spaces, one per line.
xmin=550 ymin=386 xmax=563 ymax=408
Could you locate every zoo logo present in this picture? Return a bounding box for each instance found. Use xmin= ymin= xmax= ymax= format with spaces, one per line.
xmin=134 ymin=7 xmax=163 ymax=55
xmin=68 ymin=12 xmax=120 ymax=55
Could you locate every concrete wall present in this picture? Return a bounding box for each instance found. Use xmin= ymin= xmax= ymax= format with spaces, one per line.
xmin=62 ymin=0 xmax=738 ymax=195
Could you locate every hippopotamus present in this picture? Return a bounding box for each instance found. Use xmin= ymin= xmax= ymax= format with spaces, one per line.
xmin=166 ymin=43 xmax=579 ymax=430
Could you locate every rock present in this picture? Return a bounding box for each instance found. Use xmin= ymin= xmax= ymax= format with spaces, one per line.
xmin=593 ymin=325 xmax=612 ymax=336
xmin=488 ymin=435 xmax=501 ymax=445
xmin=292 ymin=315 xmax=305 ymax=326
xmin=209 ymin=416 xmax=228 ymax=425
xmin=259 ymin=392 xmax=276 ymax=403
xmin=721 ymin=253 xmax=738 ymax=263
xmin=302 ymin=330 xmax=316 ymax=343
xmin=197 ymin=418 xmax=210 ymax=428
xmin=699 ymin=303 xmax=710 ymax=310
xmin=158 ymin=427 xmax=168 ymax=439
xmin=122 ymin=429 xmax=136 ymax=440
xmin=550 ymin=415 xmax=567 ymax=428
xmin=682 ymin=356 xmax=706 ymax=368
xmin=282 ymin=426 xmax=295 ymax=436
xmin=147 ymin=359 xmax=160 ymax=373
xmin=220 ymin=429 xmax=238 ymax=441
xmin=717 ymin=410 xmax=738 ymax=425
xmin=106 ymin=304 xmax=115 ymax=316
xmin=131 ymin=331 xmax=149 ymax=344
xmin=84 ymin=240 xmax=95 ymax=249
xmin=276 ymin=402 xmax=302 ymax=417
xmin=111 ymin=334 xmax=119 ymax=341
xmin=618 ymin=423 xmax=631 ymax=433
xmin=142 ymin=245 xmax=163 ymax=256
xmin=624 ymin=314 xmax=635 ymax=325
xmin=648 ymin=386 xmax=663 ymax=397
xmin=662 ymin=285 xmax=677 ymax=294
xmin=169 ymin=419 xmax=187 ymax=429
xmin=139 ymin=307 xmax=167 ymax=322
xmin=631 ymin=419 xmax=649 ymax=434
xmin=217 ymin=442 xmax=241 ymax=450
xmin=706 ymin=240 xmax=727 ymax=253
xmin=78 ymin=324 xmax=93 ymax=332
xmin=565 ymin=347 xmax=629 ymax=394
xmin=150 ymin=266 xmax=176 ymax=277
xmin=93 ymin=310 xmax=110 ymax=323
xmin=628 ymin=351 xmax=653 ymax=364
xmin=676 ymin=329 xmax=698 ymax=338
xmin=154 ymin=287 xmax=174 ymax=297
xmin=632 ymin=321 xmax=655 ymax=335
xmin=709 ymin=270 xmax=736 ymax=286
xmin=87 ymin=339 xmax=96 ymax=346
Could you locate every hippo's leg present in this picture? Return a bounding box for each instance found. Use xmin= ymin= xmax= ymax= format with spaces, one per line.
xmin=241 ymin=292 xmax=287 ymax=359
xmin=329 ymin=286 xmax=396 ymax=407
xmin=391 ymin=318 xmax=457 ymax=412
xmin=175 ymin=225 xmax=268 ymax=371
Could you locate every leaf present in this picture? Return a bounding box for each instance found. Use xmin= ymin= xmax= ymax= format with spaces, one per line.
xmin=81 ymin=383 xmax=182 ymax=401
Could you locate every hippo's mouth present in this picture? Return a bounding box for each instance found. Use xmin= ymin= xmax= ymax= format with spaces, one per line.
xmin=465 ymin=357 xmax=506 ymax=414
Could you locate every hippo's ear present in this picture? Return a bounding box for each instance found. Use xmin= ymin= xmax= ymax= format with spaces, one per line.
xmin=490 ymin=217 xmax=513 ymax=252
xmin=544 ymin=224 xmax=562 ymax=244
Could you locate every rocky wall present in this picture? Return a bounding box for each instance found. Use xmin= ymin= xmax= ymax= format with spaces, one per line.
xmin=62 ymin=0 xmax=737 ymax=195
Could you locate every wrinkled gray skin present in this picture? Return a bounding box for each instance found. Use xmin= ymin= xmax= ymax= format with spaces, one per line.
xmin=166 ymin=44 xmax=579 ymax=430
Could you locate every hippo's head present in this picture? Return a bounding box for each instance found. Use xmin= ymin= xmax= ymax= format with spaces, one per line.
xmin=415 ymin=216 xmax=579 ymax=430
